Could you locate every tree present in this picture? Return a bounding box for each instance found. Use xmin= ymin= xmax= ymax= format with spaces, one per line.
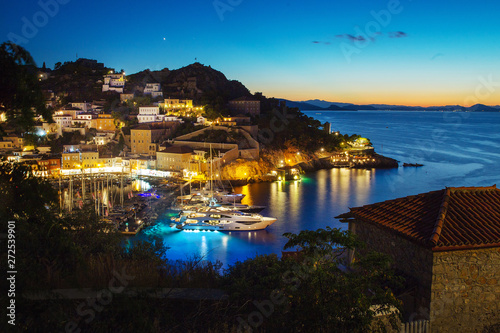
xmin=280 ymin=227 xmax=402 ymax=332
xmin=203 ymin=105 xmax=221 ymax=121
xmin=0 ymin=42 xmax=51 ymax=133
xmin=224 ymin=227 xmax=402 ymax=332
xmin=283 ymin=226 xmax=362 ymax=257
xmin=0 ymin=161 xmax=57 ymax=224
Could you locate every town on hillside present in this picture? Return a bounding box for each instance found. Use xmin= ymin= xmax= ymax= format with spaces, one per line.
xmin=1 ymin=57 xmax=389 ymax=182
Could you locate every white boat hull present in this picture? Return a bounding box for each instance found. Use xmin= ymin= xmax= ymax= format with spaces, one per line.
xmin=182 ymin=217 xmax=276 ymax=231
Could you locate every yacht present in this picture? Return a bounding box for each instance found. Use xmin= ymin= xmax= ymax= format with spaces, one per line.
xmin=177 ymin=190 xmax=245 ymax=204
xmin=173 ymin=196 xmax=265 ymax=214
xmin=171 ymin=207 xmax=276 ymax=231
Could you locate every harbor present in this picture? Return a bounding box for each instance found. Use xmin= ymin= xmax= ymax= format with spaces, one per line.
xmin=51 ymin=173 xmax=178 ymax=235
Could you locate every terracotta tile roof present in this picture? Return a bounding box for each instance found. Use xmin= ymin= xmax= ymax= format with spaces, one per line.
xmin=337 ymin=186 xmax=500 ymax=251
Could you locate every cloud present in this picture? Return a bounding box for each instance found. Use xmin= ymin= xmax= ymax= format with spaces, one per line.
xmin=388 ymin=31 xmax=408 ymax=38
xmin=312 ymin=41 xmax=331 ymax=45
xmin=431 ymin=53 xmax=444 ymax=60
xmin=336 ymin=34 xmax=367 ymax=42
xmin=311 ymin=31 xmax=408 ymax=46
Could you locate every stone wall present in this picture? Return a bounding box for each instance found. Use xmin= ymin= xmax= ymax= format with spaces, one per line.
xmin=430 ymin=247 xmax=500 ymax=332
xmin=175 ymin=126 xmax=259 ymax=152
xmin=239 ymin=148 xmax=260 ymax=160
xmin=171 ymin=141 xmax=239 ymax=165
xmin=350 ymin=221 xmax=434 ymax=317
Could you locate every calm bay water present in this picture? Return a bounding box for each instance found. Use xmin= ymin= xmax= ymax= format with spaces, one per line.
xmin=134 ymin=111 xmax=500 ymax=265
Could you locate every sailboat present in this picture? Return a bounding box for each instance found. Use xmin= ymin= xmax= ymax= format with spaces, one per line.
xmin=170 ymin=144 xmax=275 ymax=230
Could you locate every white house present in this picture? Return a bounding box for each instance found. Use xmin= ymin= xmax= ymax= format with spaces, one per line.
xmin=144 ymin=83 xmax=163 ymax=98
xmin=102 ymin=73 xmax=126 ymax=93
xmin=197 ymin=116 xmax=207 ymax=125
xmin=54 ymin=114 xmax=73 ymax=129
xmin=139 ymin=106 xmax=160 ymax=115
xmin=94 ymin=132 xmax=114 ymax=146
xmin=137 ymin=115 xmax=160 ymax=123
xmin=75 ymin=113 xmax=95 ymax=121
xmin=164 ymin=115 xmax=184 ymax=123
xmin=72 ymin=112 xmax=96 ymax=128
xmin=55 ymin=109 xmax=84 ymax=119
xmin=137 ymin=106 xmax=163 ymax=123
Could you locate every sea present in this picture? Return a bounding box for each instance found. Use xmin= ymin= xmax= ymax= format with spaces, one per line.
xmin=132 ymin=111 xmax=500 ymax=266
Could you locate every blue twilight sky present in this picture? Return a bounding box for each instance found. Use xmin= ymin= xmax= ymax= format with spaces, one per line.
xmin=2 ymin=0 xmax=500 ymax=106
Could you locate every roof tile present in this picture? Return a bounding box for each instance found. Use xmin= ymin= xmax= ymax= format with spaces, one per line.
xmin=338 ymin=186 xmax=500 ymax=251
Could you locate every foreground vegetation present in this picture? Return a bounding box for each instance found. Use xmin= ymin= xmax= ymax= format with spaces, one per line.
xmin=1 ymin=162 xmax=402 ymax=332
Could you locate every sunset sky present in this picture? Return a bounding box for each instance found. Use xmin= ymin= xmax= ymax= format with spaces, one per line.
xmin=2 ymin=0 xmax=500 ymax=106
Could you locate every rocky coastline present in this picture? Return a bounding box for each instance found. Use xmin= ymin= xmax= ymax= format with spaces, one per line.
xmin=222 ymin=151 xmax=399 ymax=186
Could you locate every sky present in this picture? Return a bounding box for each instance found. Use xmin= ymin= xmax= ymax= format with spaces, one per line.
xmin=2 ymin=0 xmax=500 ymax=107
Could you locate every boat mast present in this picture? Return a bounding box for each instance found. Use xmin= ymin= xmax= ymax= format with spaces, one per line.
xmin=82 ymin=168 xmax=85 ymax=204
xmin=120 ymin=167 xmax=124 ymax=209
xmin=69 ymin=175 xmax=73 ymax=212
xmin=59 ymin=172 xmax=62 ymax=216
xmin=210 ymin=143 xmax=213 ymax=198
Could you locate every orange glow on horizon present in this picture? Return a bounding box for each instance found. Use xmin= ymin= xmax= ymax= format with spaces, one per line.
xmin=258 ymin=87 xmax=500 ymax=108
xmin=252 ymin=79 xmax=500 ymax=108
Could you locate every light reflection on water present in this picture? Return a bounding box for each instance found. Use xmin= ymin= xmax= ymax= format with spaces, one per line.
xmin=131 ymin=111 xmax=500 ymax=266
xmin=132 ymin=168 xmax=381 ymax=266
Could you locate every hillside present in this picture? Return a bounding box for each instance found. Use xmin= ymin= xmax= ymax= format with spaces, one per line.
xmin=127 ymin=62 xmax=252 ymax=104
xmin=39 ymin=59 xmax=113 ymax=102
xmin=39 ymin=59 xmax=254 ymax=107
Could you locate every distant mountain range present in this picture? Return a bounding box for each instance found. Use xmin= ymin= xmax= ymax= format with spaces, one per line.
xmin=280 ymin=99 xmax=500 ymax=112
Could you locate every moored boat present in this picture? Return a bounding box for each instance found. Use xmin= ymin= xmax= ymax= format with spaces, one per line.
xmin=171 ymin=207 xmax=276 ymax=231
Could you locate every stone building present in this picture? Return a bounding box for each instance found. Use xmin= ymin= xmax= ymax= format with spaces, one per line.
xmin=228 ymin=96 xmax=261 ymax=116
xmin=337 ymin=186 xmax=500 ymax=332
xmin=130 ymin=122 xmax=179 ymax=156
xmin=156 ymin=145 xmax=193 ymax=172
xmin=92 ymin=114 xmax=117 ymax=131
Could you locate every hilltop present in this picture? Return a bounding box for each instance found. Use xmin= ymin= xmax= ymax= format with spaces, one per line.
xmin=39 ymin=58 xmax=113 ymax=102
xmin=126 ymin=62 xmax=252 ymax=104
xmin=39 ymin=59 xmax=253 ymax=107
